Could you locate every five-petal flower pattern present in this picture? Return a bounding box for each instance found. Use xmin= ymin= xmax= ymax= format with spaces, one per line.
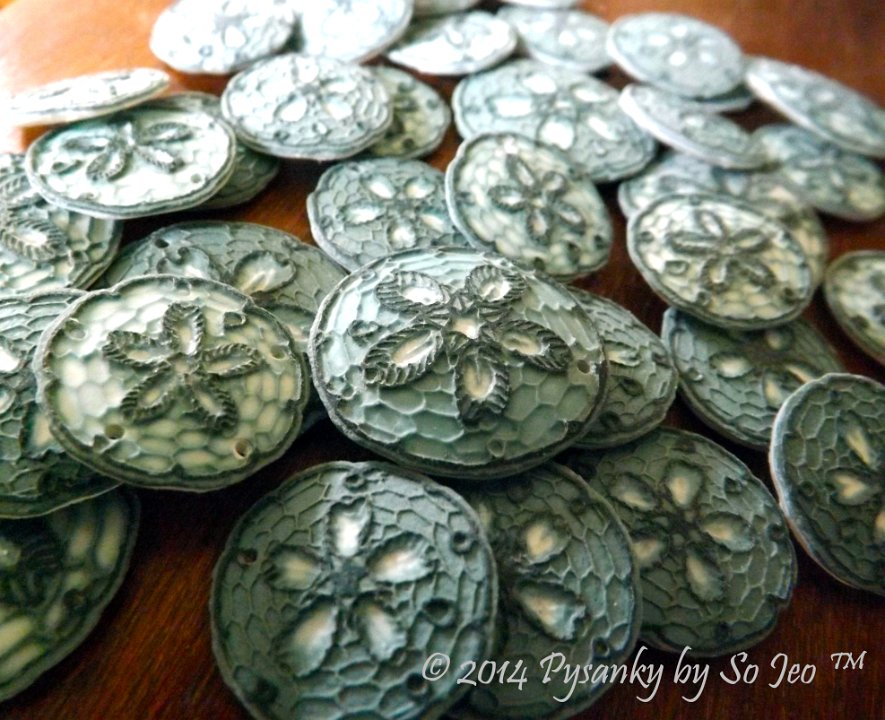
xmin=827 ymin=417 xmax=884 ymax=545
xmin=489 ymin=155 xmax=586 ymax=245
xmin=610 ymin=460 xmax=756 ymax=604
xmin=60 ymin=119 xmax=192 ymax=181
xmin=0 ymin=158 xmax=67 ymax=263
xmin=342 ymin=172 xmax=449 ymax=252
xmin=103 ymin=302 xmax=262 ymax=431
xmin=360 ymin=265 xmax=572 ymax=422
xmin=665 ymin=209 xmax=777 ymax=295
xmin=264 ymin=497 xmax=436 ymax=676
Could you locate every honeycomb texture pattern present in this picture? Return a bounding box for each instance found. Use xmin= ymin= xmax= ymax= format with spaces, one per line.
xmin=663 ymin=309 xmax=843 ymax=449
xmin=0 ymin=291 xmax=117 ymax=517
xmin=211 ymin=461 xmax=497 ymax=720
xmin=770 ymin=374 xmax=884 ymax=596
xmin=566 ymin=428 xmax=797 ymax=656
xmin=456 ymin=464 xmax=640 ymax=719
xmin=36 ymin=276 xmax=308 ymax=490
xmin=0 ymin=489 xmax=139 ymax=701
xmin=0 ymin=153 xmax=122 ymax=295
xmin=98 ymin=221 xmax=346 ymax=350
xmin=573 ymin=291 xmax=677 ymax=448
xmin=309 ymin=248 xmax=607 ymax=479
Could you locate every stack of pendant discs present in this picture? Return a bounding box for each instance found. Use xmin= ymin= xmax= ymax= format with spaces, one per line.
xmin=0 ymin=1 xmax=882 ymax=718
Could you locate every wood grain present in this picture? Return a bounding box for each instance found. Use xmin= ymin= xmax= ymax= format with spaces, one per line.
xmin=0 ymin=1 xmax=883 ymax=719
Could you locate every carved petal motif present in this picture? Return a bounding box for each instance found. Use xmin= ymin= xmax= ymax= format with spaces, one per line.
xmin=104 ymin=331 xmax=171 ymax=368
xmin=275 ymin=600 xmax=338 ymax=677
xmin=367 ymin=534 xmax=433 ymax=584
xmin=120 ymin=366 xmax=179 ymax=423
xmin=230 ymin=252 xmax=296 ymax=296
xmin=455 ymin=342 xmax=510 ymax=423
xmin=354 ymin=598 xmax=407 ymax=661
xmin=162 ymin=303 xmax=205 ymax=356
xmin=496 ymin=319 xmax=571 ymax=371
xmin=513 ymin=580 xmax=586 ymax=641
xmin=363 ymin=324 xmax=444 ymax=387
xmin=266 ymin=546 xmax=324 ymax=591
xmin=201 ymin=343 xmax=262 ymax=378
xmin=326 ymin=500 xmax=371 ymax=560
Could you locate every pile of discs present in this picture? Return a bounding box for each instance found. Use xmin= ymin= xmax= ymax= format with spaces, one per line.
xmin=0 ymin=2 xmax=882 ymax=719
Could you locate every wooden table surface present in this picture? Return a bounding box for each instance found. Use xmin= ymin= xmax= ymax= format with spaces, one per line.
xmin=1 ymin=1 xmax=883 ymax=719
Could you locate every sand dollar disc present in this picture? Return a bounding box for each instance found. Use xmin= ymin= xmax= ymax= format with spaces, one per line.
xmin=617 ymin=151 xmax=829 ymax=286
xmin=308 ymin=159 xmax=465 ymax=271
xmin=566 ymin=428 xmax=797 ymax=656
xmin=149 ymin=0 xmax=296 ymax=75
xmin=571 ymin=290 xmax=677 ymax=449
xmin=309 ymin=247 xmax=607 ymax=479
xmin=24 ymin=107 xmax=236 ymax=219
xmin=367 ymin=67 xmax=452 ymax=160
xmin=211 ymin=460 xmax=497 ymax=720
xmin=386 ymin=11 xmax=518 ymax=76
xmin=618 ymin=84 xmax=768 ymax=170
xmin=606 ymin=13 xmax=745 ymax=99
xmin=627 ymin=193 xmax=813 ymax=329
xmin=36 ymin=276 xmax=308 ymax=491
xmin=824 ymin=250 xmax=885 ymax=365
xmin=746 ymin=57 xmax=885 ymax=159
xmin=770 ymin=374 xmax=885 ymax=596
xmin=221 ymin=54 xmax=392 ymax=161
xmin=446 ymin=132 xmax=612 ymax=279
xmin=662 ymin=309 xmax=844 ymax=449
xmin=6 ymin=68 xmax=169 ymax=127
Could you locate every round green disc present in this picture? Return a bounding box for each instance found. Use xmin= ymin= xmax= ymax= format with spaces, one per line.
xmin=36 ymin=275 xmax=308 ymax=491
xmin=309 ymin=247 xmax=608 ymax=479
xmin=566 ymin=428 xmax=797 ymax=656
xmin=770 ymin=373 xmax=884 ymax=596
xmin=211 ymin=461 xmax=497 ymax=720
